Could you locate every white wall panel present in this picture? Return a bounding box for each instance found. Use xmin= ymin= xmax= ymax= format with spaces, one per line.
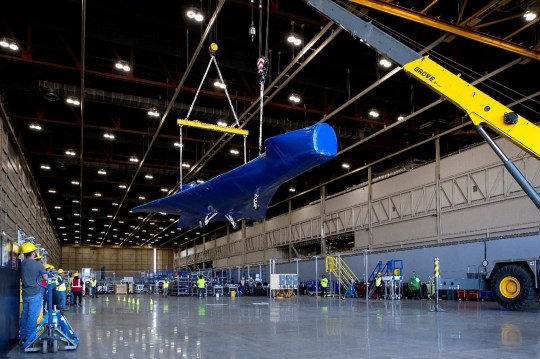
xmin=291 ymin=203 xmax=320 ymax=222
xmin=372 ymin=163 xmax=435 ymax=198
xmin=325 ymin=187 xmax=367 ymax=212
xmin=372 ymin=216 xmax=437 ymax=248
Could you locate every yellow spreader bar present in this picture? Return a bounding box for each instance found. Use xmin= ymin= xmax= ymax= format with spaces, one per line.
xmin=177 ymin=119 xmax=248 ymax=136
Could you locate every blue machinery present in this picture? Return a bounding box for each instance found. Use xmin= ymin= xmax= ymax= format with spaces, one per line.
xmin=23 ymin=272 xmax=79 ymax=353
xmin=368 ymin=260 xmax=404 ymax=299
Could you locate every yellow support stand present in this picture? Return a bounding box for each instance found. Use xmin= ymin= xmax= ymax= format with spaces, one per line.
xmin=177 ymin=119 xmax=248 ymax=137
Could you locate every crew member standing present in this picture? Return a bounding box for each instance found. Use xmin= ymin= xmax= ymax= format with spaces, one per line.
xmin=375 ymin=272 xmax=384 ymax=299
xmin=71 ymin=272 xmax=83 ymax=306
xmin=91 ymin=276 xmax=99 ymax=298
xmin=56 ymin=269 xmax=66 ymax=310
xmin=162 ymin=278 xmax=169 ymax=296
xmin=197 ymin=275 xmax=206 ymax=297
xmin=19 ymin=242 xmax=47 ymax=345
xmin=320 ymin=274 xmax=329 ymax=297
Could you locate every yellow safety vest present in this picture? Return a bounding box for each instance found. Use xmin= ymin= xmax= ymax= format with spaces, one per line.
xmin=57 ymin=277 xmax=66 ymax=291
xmin=321 ymin=278 xmax=328 ymax=288
xmin=163 ymin=281 xmax=169 ymax=289
xmin=91 ymin=279 xmax=97 ymax=288
xmin=375 ymin=277 xmax=382 ymax=287
xmin=197 ymin=278 xmax=205 ymax=289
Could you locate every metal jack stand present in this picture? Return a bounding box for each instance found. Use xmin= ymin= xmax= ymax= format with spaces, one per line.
xmin=430 ymin=257 xmax=445 ymax=312
xmin=23 ymin=272 xmax=80 ymax=352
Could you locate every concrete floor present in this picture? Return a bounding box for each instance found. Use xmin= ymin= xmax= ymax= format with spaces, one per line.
xmin=7 ymin=295 xmax=539 ymax=359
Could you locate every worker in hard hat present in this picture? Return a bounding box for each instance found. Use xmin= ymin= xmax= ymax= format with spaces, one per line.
xmin=71 ymin=272 xmax=83 ymax=306
xmin=19 ymin=242 xmax=47 ymax=346
xmin=91 ymin=276 xmax=99 ymax=298
xmin=34 ymin=252 xmax=43 ymax=263
xmin=56 ymin=269 xmax=67 ymax=310
xmin=375 ymin=272 xmax=384 ymax=299
xmin=320 ymin=274 xmax=329 ymax=297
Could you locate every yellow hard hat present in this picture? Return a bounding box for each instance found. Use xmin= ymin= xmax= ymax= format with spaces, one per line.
xmin=74 ymin=272 xmax=79 ymax=277
xmin=44 ymin=264 xmax=52 ymax=269
xmin=377 ymin=272 xmax=382 ymax=275
xmin=34 ymin=253 xmax=42 ymax=260
xmin=21 ymin=242 xmax=37 ymax=254
xmin=58 ymin=269 xmax=64 ymax=274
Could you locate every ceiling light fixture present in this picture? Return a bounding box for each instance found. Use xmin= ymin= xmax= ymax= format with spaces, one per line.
xmin=145 ymin=174 xmax=154 ymax=180
xmin=65 ymin=149 xmax=76 ymax=156
xmin=342 ymin=163 xmax=350 ymax=169
xmin=71 ymin=180 xmax=80 ymax=185
xmin=397 ymin=115 xmax=405 ymax=121
xmin=147 ymin=108 xmax=160 ymax=117
xmin=129 ymin=156 xmax=139 ymax=163
xmin=92 ymin=208 xmax=98 ymax=212
xmin=103 ymin=133 xmax=115 ymax=140
xmin=48 ymin=189 xmax=56 ymax=194
xmin=196 ymin=179 xmax=204 ymax=184
xmin=379 ymin=58 xmax=392 ymax=68
xmin=94 ymin=192 xmax=102 ymax=197
xmin=230 ymin=149 xmax=240 ymax=155
xmin=138 ymin=195 xmax=146 ymax=200
xmin=369 ymin=110 xmax=380 ymax=118
xmin=97 ymin=169 xmax=107 ymax=175
xmin=524 ymin=11 xmax=537 ymax=21
xmin=216 ymin=121 xmax=227 ymax=127
xmin=288 ymin=94 xmax=301 ymax=103
xmin=119 ymin=184 xmax=127 ymax=189
xmin=115 ymin=60 xmax=131 ymax=72
xmin=112 ymin=202 xmax=118 ymax=206
xmin=72 ymin=199 xmax=79 ymax=203
xmin=40 ymin=164 xmax=51 ymax=170
xmin=287 ymin=34 xmax=302 ymax=46
xmin=0 ymin=37 xmax=19 ymax=51
xmin=213 ymin=80 xmax=227 ymax=89
xmin=186 ymin=9 xmax=204 ymax=22
xmin=182 ymin=163 xmax=190 ymax=168
xmin=29 ymin=123 xmax=42 ymax=131
xmin=65 ymin=96 xmax=81 ymax=106
xmin=289 ymin=187 xmax=296 ymax=193
xmin=173 ymin=142 xmax=183 ymax=148
xmin=287 ymin=21 xmax=302 ymax=46
xmin=160 ymin=188 xmax=168 ymax=192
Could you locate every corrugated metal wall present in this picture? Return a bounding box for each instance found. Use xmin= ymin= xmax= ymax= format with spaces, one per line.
xmin=61 ymin=246 xmax=174 ymax=273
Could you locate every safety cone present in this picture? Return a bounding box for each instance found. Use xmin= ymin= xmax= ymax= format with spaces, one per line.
xmin=150 ymin=298 xmax=154 ymax=306
xmin=117 ymin=296 xmax=120 ymax=302
xmin=106 ymin=297 xmax=109 ymax=302
xmin=136 ymin=298 xmax=140 ymax=305
xmin=128 ymin=297 xmax=131 ymax=303
xmin=123 ymin=297 xmax=126 ymax=302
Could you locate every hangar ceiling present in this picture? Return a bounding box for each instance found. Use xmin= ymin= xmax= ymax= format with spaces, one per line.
xmin=0 ymin=0 xmax=539 ymax=249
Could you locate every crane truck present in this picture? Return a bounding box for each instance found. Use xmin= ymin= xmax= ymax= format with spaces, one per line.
xmin=303 ymin=0 xmax=540 ymax=310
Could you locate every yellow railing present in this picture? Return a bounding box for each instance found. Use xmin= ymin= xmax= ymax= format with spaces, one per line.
xmin=325 ymin=256 xmax=360 ymax=292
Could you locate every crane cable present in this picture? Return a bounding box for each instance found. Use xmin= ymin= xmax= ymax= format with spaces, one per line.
xmin=256 ymin=0 xmax=270 ymax=155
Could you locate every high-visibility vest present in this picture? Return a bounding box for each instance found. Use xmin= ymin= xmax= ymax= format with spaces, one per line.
xmin=320 ymin=278 xmax=328 ymax=288
xmin=197 ymin=278 xmax=205 ymax=289
xmin=163 ymin=281 xmax=169 ymax=289
xmin=375 ymin=277 xmax=382 ymax=287
xmin=91 ymin=279 xmax=97 ymax=288
xmin=72 ymin=278 xmax=83 ymax=292
xmin=56 ymin=276 xmax=66 ymax=291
